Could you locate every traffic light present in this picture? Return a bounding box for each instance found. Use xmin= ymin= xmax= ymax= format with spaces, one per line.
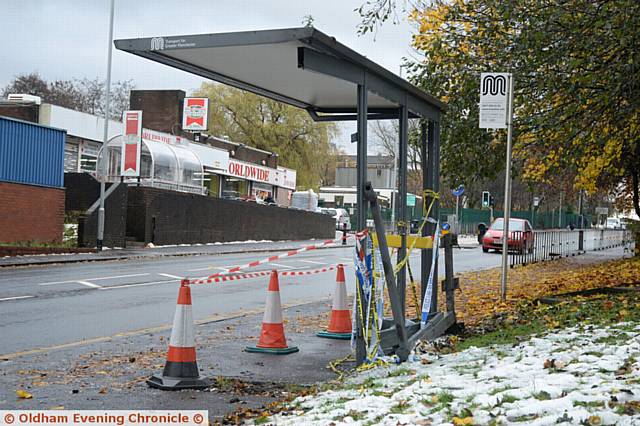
xmin=482 ymin=191 xmax=490 ymax=208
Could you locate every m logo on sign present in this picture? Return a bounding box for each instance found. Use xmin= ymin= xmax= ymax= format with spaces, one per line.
xmin=479 ymin=72 xmax=510 ymax=129
xmin=150 ymin=37 xmax=165 ymax=51
xmin=481 ymin=74 xmax=507 ymax=96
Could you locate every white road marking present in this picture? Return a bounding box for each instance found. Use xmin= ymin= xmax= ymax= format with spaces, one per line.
xmin=38 ymin=273 xmax=150 ymax=286
xmin=76 ymin=280 xmax=102 ymax=289
xmin=0 ymin=295 xmax=35 ymax=302
xmin=158 ymin=273 xmax=183 ymax=279
xmin=99 ymin=279 xmax=179 ymax=290
xmin=298 ymin=260 xmax=326 ymax=265
xmin=268 ymin=262 xmax=296 ymax=269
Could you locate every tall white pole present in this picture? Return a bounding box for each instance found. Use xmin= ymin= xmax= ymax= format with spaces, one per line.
xmin=500 ymin=74 xmax=515 ymax=300
xmin=97 ymin=0 xmax=115 ymax=251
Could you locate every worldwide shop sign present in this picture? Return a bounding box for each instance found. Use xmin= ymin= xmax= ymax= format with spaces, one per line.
xmin=222 ymin=160 xmax=296 ymax=190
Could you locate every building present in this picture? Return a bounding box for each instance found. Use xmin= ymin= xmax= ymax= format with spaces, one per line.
xmin=0 ymin=90 xmax=297 ymax=205
xmin=0 ymin=116 xmax=66 ymax=244
xmin=0 ymin=94 xmax=120 ymax=174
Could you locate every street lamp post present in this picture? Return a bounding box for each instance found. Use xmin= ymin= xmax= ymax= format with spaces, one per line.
xmin=97 ymin=0 xmax=115 ymax=251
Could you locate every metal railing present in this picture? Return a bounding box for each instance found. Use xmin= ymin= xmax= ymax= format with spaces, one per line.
xmin=510 ymin=229 xmax=632 ymax=267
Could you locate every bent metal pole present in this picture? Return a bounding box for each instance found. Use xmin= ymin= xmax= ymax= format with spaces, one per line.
xmin=500 ymin=74 xmax=515 ymax=300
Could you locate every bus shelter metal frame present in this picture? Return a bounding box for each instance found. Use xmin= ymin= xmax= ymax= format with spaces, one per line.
xmin=115 ymin=27 xmax=450 ymax=364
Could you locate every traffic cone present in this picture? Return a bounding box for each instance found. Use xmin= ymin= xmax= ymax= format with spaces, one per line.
xmin=245 ymin=270 xmax=299 ymax=354
xmin=147 ymin=280 xmax=210 ymax=390
xmin=317 ymin=264 xmax=352 ymax=340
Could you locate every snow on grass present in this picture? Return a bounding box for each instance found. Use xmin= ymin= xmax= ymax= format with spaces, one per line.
xmin=267 ymin=324 xmax=640 ymax=425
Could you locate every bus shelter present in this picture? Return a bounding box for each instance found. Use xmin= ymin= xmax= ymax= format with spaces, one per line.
xmin=115 ymin=27 xmax=448 ymax=364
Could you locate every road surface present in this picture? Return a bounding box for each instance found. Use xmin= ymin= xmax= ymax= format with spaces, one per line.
xmin=0 ymin=244 xmax=500 ymax=355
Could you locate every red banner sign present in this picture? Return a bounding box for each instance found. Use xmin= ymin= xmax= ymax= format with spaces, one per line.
xmin=182 ymin=97 xmax=209 ymax=131
xmin=121 ymin=111 xmax=142 ymax=177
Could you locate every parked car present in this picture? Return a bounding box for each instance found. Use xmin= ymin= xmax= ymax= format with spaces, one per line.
xmin=321 ymin=208 xmax=351 ymax=231
xmin=482 ymin=218 xmax=534 ymax=254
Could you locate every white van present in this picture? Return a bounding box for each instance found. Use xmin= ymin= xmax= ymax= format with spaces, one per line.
xmin=321 ymin=208 xmax=351 ymax=230
xmin=605 ymin=217 xmax=621 ymax=229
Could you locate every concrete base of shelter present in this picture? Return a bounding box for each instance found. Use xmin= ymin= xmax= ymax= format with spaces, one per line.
xmin=316 ymin=331 xmax=352 ymax=340
xmin=245 ymin=345 xmax=299 ymax=355
xmin=146 ymin=374 xmax=211 ymax=391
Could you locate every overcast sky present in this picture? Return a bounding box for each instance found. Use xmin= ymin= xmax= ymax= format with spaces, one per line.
xmin=3 ymin=0 xmax=418 ymax=154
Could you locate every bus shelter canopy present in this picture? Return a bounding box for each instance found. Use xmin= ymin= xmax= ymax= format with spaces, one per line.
xmin=114 ymin=27 xmax=444 ymax=121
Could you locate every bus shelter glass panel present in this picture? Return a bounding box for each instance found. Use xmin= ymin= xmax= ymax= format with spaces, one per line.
xmin=145 ymin=139 xmax=178 ymax=184
xmin=173 ymin=145 xmax=203 ymax=188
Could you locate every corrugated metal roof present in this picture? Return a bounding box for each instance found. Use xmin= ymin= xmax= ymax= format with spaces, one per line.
xmin=0 ymin=116 xmax=66 ymax=188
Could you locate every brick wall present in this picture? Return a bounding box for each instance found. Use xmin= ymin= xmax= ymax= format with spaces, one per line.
xmin=77 ymin=183 xmax=128 ymax=248
xmin=0 ymin=104 xmax=39 ymax=123
xmin=64 ymin=173 xmax=114 ymax=212
xmin=126 ymin=186 xmax=334 ymax=245
xmin=0 ymin=181 xmax=64 ymax=244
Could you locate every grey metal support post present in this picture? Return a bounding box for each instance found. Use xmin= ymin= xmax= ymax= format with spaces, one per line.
xmin=355 ymin=77 xmax=368 ymax=365
xmin=430 ymin=119 xmax=441 ymax=315
xmin=419 ymin=121 xmax=428 ymax=314
xmin=396 ymin=105 xmax=408 ymax=317
xmin=442 ymin=233 xmax=456 ymax=315
xmin=422 ymin=121 xmax=435 ymax=308
xmin=364 ymin=183 xmax=409 ymax=361
xmin=97 ymin=0 xmax=115 ymax=251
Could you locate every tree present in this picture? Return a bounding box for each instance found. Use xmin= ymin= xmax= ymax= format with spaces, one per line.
xmin=1 ymin=73 xmax=134 ymax=120
xmin=358 ymin=0 xmax=640 ymax=217
xmin=193 ymin=83 xmax=340 ymax=190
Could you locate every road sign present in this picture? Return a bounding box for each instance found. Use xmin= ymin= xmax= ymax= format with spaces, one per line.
xmin=451 ymin=185 xmax=465 ymax=197
xmin=595 ymin=207 xmax=608 ymax=215
xmin=533 ymin=196 xmax=540 ymax=207
xmin=407 ymin=193 xmax=416 ymax=207
xmin=479 ymin=73 xmax=509 ymax=129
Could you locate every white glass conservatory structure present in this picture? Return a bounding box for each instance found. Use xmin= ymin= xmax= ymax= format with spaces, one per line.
xmin=98 ymin=135 xmax=206 ymax=194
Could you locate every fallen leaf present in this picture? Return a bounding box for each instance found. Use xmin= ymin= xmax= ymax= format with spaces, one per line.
xmin=452 ymin=417 xmax=474 ymax=425
xmin=16 ymin=389 xmax=33 ymax=399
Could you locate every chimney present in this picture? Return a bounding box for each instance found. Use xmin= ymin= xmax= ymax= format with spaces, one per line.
xmin=129 ymin=90 xmax=185 ymax=134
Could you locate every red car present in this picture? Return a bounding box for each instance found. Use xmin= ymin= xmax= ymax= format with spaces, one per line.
xmin=482 ymin=218 xmax=534 ymax=253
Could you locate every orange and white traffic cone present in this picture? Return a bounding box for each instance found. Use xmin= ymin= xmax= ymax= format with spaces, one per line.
xmin=317 ymin=264 xmax=352 ymax=340
xmin=147 ymin=280 xmax=210 ymax=390
xmin=245 ymin=270 xmax=299 ymax=355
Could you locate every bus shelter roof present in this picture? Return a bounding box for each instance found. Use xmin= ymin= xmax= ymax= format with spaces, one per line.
xmin=114 ymin=27 xmax=445 ymax=121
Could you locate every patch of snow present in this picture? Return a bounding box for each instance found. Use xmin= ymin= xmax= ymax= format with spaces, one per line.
xmin=267 ymin=324 xmax=640 ymax=425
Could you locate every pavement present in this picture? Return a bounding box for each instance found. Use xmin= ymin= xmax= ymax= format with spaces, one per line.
xmin=0 ymin=300 xmax=351 ymax=423
xmin=0 ymin=238 xmax=346 ymax=268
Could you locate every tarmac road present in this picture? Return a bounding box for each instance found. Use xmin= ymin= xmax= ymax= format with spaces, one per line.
xmin=0 ymin=243 xmax=500 ymax=355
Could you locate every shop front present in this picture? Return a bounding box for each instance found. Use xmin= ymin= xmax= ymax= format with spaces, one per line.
xmin=219 ymin=159 xmax=296 ymax=204
xmin=98 ymin=127 xmax=296 ymax=202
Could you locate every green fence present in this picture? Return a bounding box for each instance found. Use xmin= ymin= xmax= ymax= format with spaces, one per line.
xmin=342 ymin=205 xmax=591 ymax=232
xmin=439 ymin=208 xmax=591 ymax=230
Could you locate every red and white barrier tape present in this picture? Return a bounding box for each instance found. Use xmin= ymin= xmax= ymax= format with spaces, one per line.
xmin=191 ymin=236 xmax=352 ymax=283
xmin=189 ymin=264 xmax=341 ymax=285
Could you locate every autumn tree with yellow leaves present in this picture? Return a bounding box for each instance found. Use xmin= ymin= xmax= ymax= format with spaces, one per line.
xmin=358 ymin=0 xmax=640 ymax=216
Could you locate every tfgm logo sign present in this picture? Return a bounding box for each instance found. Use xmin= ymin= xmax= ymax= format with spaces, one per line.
xmin=150 ymin=37 xmax=165 ymax=51
xmin=481 ymin=74 xmax=507 ymax=96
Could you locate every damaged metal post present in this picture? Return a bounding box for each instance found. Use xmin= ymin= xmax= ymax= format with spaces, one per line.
xmin=364 ymin=181 xmax=410 ymax=361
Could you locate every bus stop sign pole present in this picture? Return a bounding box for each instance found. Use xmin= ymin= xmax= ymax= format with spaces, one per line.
xmin=479 ymin=72 xmax=514 ymax=301
xmin=500 ymin=74 xmax=515 ymax=300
